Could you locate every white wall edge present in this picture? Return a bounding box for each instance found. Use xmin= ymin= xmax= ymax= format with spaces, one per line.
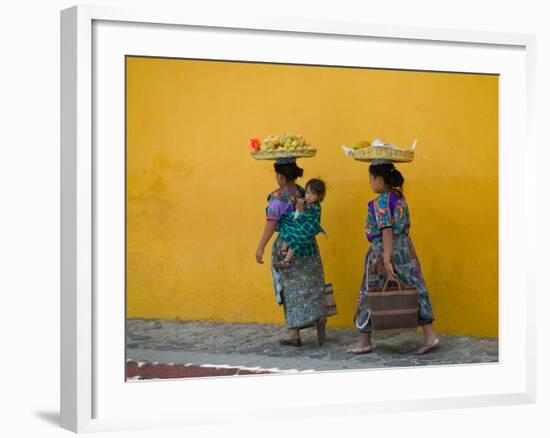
xmin=60 ymin=4 xmax=94 ymax=433
xmin=80 ymin=392 xmax=533 ymax=433
xmin=66 ymin=3 xmax=534 ymax=47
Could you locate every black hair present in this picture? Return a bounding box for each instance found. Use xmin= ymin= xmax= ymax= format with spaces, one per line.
xmin=369 ymin=163 xmax=405 ymax=190
xmin=306 ymin=178 xmax=326 ymax=202
xmin=273 ymin=162 xmax=304 ymax=182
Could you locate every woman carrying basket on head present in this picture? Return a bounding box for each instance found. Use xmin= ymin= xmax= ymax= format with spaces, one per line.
xmin=347 ymin=160 xmax=439 ymax=355
xmin=254 ymin=157 xmax=328 ymax=347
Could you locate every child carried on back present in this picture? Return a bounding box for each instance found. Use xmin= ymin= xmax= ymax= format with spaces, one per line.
xmin=274 ymin=178 xmax=326 ymax=269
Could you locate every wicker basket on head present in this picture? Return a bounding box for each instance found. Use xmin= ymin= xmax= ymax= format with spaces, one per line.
xmin=367 ymin=278 xmax=419 ymax=333
xmin=251 ymin=148 xmax=317 ymax=160
xmin=352 ymin=146 xmax=414 ymax=163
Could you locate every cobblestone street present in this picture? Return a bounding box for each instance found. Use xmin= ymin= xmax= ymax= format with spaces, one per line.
xmin=126 ymin=319 xmax=499 ymax=379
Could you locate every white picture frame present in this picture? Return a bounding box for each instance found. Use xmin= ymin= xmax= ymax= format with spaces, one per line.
xmin=60 ymin=4 xmax=536 ymax=433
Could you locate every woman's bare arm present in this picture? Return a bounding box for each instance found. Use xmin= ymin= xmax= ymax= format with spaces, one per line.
xmin=256 ymin=221 xmax=277 ymax=264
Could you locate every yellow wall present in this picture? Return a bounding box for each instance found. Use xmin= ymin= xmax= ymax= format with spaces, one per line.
xmin=126 ymin=57 xmax=498 ymax=337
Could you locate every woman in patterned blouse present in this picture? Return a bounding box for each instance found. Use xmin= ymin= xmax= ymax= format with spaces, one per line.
xmin=347 ymin=162 xmax=439 ymax=355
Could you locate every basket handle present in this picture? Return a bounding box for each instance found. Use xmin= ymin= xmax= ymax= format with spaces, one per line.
xmin=382 ymin=277 xmax=404 ymax=292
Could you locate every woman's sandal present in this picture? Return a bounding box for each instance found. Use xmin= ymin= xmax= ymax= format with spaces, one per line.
xmin=279 ymin=337 xmax=302 ymax=347
xmin=316 ymin=318 xmax=327 ymax=346
xmin=273 ymin=260 xmax=292 ymax=270
xmin=413 ymin=337 xmax=440 ymax=355
xmin=346 ymin=344 xmax=374 ymax=354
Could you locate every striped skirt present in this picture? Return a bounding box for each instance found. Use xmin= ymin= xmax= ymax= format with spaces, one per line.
xmin=271 ymin=234 xmax=326 ymax=329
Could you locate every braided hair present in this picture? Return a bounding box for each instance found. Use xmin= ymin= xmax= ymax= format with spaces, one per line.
xmin=369 ymin=163 xmax=404 ymax=190
xmin=273 ymin=162 xmax=304 ymax=182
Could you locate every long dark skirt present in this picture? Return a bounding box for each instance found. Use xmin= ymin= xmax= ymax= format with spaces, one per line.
xmin=354 ymin=234 xmax=435 ymax=333
xmin=271 ymin=234 xmax=326 ymax=329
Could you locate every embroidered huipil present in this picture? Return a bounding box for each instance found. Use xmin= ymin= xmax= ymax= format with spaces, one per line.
xmin=365 ymin=190 xmax=410 ymax=243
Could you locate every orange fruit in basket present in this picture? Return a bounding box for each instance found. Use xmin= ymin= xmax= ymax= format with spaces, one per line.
xmin=352 ymin=140 xmax=371 ymax=149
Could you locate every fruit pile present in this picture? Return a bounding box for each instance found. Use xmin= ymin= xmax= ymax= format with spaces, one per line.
xmin=249 ymin=133 xmax=311 ymax=154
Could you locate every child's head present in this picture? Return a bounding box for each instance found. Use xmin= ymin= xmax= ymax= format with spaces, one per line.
xmin=368 ymin=163 xmax=404 ymax=193
xmin=305 ymin=178 xmax=326 ymax=204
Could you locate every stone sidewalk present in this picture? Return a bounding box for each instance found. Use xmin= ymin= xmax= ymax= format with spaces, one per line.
xmin=126 ymin=319 xmax=499 ymax=376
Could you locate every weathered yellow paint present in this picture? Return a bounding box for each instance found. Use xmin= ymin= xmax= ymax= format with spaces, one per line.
xmin=126 ymin=57 xmax=498 ymax=337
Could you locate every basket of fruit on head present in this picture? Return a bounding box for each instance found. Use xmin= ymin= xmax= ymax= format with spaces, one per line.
xmin=249 ymin=133 xmax=316 ymax=160
xmin=342 ymin=138 xmax=416 ymax=163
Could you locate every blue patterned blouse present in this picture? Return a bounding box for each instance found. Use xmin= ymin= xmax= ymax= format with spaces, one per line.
xmin=366 ymin=190 xmax=411 ymax=242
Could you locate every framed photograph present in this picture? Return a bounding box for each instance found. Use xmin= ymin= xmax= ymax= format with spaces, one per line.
xmin=61 ymin=4 xmax=536 ymax=433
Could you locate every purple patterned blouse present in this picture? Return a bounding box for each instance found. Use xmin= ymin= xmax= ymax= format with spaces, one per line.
xmin=265 ymin=185 xmax=305 ymax=224
xmin=366 ymin=190 xmax=411 ymax=242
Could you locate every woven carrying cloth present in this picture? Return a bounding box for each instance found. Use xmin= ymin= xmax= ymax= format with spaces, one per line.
xmin=278 ymin=203 xmax=325 ymax=258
